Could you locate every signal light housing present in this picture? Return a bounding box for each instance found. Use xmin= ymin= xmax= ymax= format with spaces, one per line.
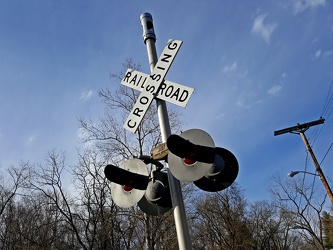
xmin=139 ymin=170 xmax=172 ymax=216
xmin=104 ymin=157 xmax=172 ymax=216
xmin=167 ymin=129 xmax=216 ymax=182
xmin=105 ymin=159 xmax=149 ymax=208
xmin=194 ymin=147 xmax=238 ymax=192
xmin=167 ymin=129 xmax=239 ymax=192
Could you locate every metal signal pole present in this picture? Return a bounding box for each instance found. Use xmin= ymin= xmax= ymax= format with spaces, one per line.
xmin=140 ymin=13 xmax=192 ymax=249
xmin=274 ymin=117 xmax=333 ymax=204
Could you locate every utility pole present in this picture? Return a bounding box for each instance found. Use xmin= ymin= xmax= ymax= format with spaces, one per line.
xmin=274 ymin=117 xmax=333 ymax=204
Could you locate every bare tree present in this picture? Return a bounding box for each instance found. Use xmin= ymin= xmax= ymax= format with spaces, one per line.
xmin=270 ymin=174 xmax=326 ymax=249
xmin=25 ymin=149 xmax=143 ymax=250
xmin=0 ymin=163 xmax=30 ymax=217
xmin=192 ymin=183 xmax=252 ymax=250
xmin=248 ymin=200 xmax=281 ymax=249
xmin=0 ymin=160 xmax=81 ymax=249
xmin=248 ymin=200 xmax=304 ymax=249
xmin=0 ymin=192 xmax=78 ymax=249
xmin=28 ymin=151 xmax=88 ymax=249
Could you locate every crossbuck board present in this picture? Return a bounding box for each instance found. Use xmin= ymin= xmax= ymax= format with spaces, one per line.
xmin=122 ymin=39 xmax=193 ymax=133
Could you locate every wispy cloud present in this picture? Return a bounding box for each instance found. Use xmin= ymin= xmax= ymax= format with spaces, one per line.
xmin=236 ymin=98 xmax=248 ymax=109
xmin=236 ymin=98 xmax=262 ymax=109
xmin=267 ymin=85 xmax=282 ymax=95
xmin=315 ymin=49 xmax=322 ymax=58
xmin=26 ymin=135 xmax=36 ymax=146
xmin=323 ymin=50 xmax=333 ymax=57
xmin=252 ymin=15 xmax=278 ymax=44
xmin=80 ymin=90 xmax=94 ymax=101
xmin=213 ymin=113 xmax=226 ymax=121
xmin=223 ymin=62 xmax=237 ymax=73
xmin=293 ymin=0 xmax=326 ymax=14
xmin=315 ymin=49 xmax=333 ymax=58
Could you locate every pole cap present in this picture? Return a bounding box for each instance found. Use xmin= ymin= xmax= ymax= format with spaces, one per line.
xmin=140 ymin=12 xmax=156 ymax=43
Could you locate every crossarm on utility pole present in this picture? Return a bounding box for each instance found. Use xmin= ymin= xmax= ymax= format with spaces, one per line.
xmin=274 ymin=117 xmax=324 ymax=136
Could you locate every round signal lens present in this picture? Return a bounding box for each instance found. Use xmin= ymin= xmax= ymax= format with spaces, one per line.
xmin=123 ymin=185 xmax=133 ymax=192
xmin=183 ymin=158 xmax=197 ymax=165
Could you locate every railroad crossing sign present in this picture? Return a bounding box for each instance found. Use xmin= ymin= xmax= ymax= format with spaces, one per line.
xmin=121 ymin=69 xmax=194 ymax=107
xmin=123 ymin=39 xmax=194 ymax=133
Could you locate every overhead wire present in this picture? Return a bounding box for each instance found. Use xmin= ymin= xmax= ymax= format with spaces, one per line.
xmin=308 ymin=81 xmax=330 ymax=145
xmin=306 ymin=81 xmax=333 ymax=164
xmin=321 ymin=80 xmax=333 ymax=119
xmin=308 ymin=123 xmax=321 ymax=147
xmin=320 ymin=141 xmax=333 ymax=166
xmin=318 ymin=80 xmax=333 ymax=165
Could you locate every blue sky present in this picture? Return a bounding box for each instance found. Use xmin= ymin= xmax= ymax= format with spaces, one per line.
xmin=1 ymin=0 xmax=333 ymax=202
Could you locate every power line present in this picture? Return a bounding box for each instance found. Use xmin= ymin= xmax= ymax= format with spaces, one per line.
xmin=320 ymin=141 xmax=333 ymax=165
xmin=316 ymin=80 xmax=333 ymax=166
xmin=321 ymin=80 xmax=333 ymax=119
xmin=308 ymin=80 xmax=333 ymax=152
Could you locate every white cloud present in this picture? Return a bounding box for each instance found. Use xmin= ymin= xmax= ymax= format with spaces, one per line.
xmin=223 ymin=62 xmax=237 ymax=73
xmin=293 ymin=0 xmax=326 ymax=14
xmin=323 ymin=50 xmax=333 ymax=57
xmin=236 ymin=99 xmax=246 ymax=108
xmin=214 ymin=113 xmax=226 ymax=121
xmin=80 ymin=90 xmax=94 ymax=101
xmin=315 ymin=49 xmax=322 ymax=58
xmin=267 ymin=85 xmax=282 ymax=95
xmin=315 ymin=49 xmax=333 ymax=58
xmin=236 ymin=97 xmax=254 ymax=109
xmin=252 ymin=15 xmax=278 ymax=44
xmin=282 ymin=72 xmax=287 ymax=78
xmin=238 ymin=70 xmax=248 ymax=79
xmin=26 ymin=135 xmax=36 ymax=145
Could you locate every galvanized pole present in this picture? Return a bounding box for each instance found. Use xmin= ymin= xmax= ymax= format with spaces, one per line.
xmin=140 ymin=13 xmax=192 ymax=249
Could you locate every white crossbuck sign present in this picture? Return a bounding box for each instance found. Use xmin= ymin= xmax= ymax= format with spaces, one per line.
xmin=123 ymin=39 xmax=194 ymax=133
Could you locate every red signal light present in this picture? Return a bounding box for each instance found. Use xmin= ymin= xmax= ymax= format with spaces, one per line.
xmin=182 ymin=158 xmax=197 ymax=165
xmin=123 ymin=180 xmax=135 ymax=192
xmin=123 ymin=185 xmax=133 ymax=192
